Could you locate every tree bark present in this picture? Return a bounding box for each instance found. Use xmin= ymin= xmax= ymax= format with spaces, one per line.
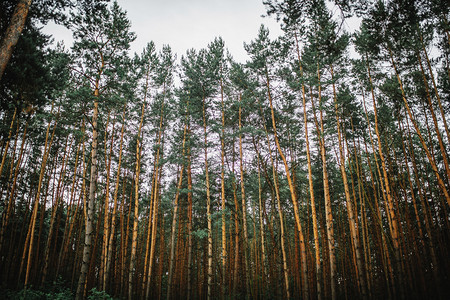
xmin=128 ymin=98 xmax=146 ymax=300
xmin=104 ymin=106 xmax=126 ymax=291
xmin=310 ymin=65 xmax=336 ymax=300
xmin=331 ymin=64 xmax=367 ymax=299
xmin=167 ymin=125 xmax=187 ymax=300
xmin=76 ymin=86 xmax=100 ymax=300
xmin=238 ymin=100 xmax=251 ymax=299
xmin=295 ymin=33 xmax=322 ymax=299
xmin=0 ymin=0 xmax=33 ymax=80
xmin=265 ymin=70 xmax=308 ymax=300
xmin=202 ymin=94 xmax=213 ymax=300
xmin=220 ymin=77 xmax=227 ymax=299
xmin=24 ymin=104 xmax=57 ymax=288
xmin=388 ymin=47 xmax=450 ymax=205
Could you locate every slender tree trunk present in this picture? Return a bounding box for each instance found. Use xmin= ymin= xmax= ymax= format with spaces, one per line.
xmin=142 ymin=166 xmax=156 ymax=297
xmin=157 ymin=212 xmax=165 ymax=300
xmin=295 ymin=33 xmax=322 ymax=300
xmin=186 ymin=132 xmax=193 ymax=300
xmin=0 ymin=118 xmax=27 ymax=254
xmin=99 ymin=114 xmax=115 ymax=290
xmin=404 ymin=115 xmax=442 ymax=293
xmin=416 ymin=52 xmax=450 ymax=185
xmin=387 ymin=47 xmax=450 ymax=205
xmin=310 ymin=64 xmax=336 ymax=300
xmin=361 ymin=86 xmax=395 ymax=298
xmin=202 ymin=93 xmax=213 ymax=300
xmin=145 ymin=95 xmax=166 ymax=300
xmin=76 ymin=84 xmax=100 ymax=300
xmin=365 ymin=56 xmax=405 ymax=297
xmin=264 ymin=69 xmax=309 ymax=299
xmin=42 ymin=136 xmax=73 ymax=283
xmin=220 ymin=77 xmax=227 ymax=299
xmin=57 ymin=125 xmax=85 ymax=277
xmin=0 ymin=108 xmax=16 ymax=178
xmin=238 ymin=100 xmax=251 ymax=299
xmin=24 ymin=104 xmax=58 ymax=288
xmin=167 ymin=125 xmax=187 ymax=300
xmin=252 ymin=137 xmax=267 ymax=297
xmin=231 ymin=141 xmax=240 ymax=298
xmin=330 ymin=64 xmax=367 ymax=299
xmin=418 ymin=30 xmax=450 ymax=146
xmin=128 ymin=98 xmax=146 ymax=300
xmin=256 ymin=96 xmax=290 ymax=299
xmin=105 ymin=106 xmax=126 ymax=291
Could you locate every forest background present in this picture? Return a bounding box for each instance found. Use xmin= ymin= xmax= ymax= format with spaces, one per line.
xmin=0 ymin=0 xmax=449 ymax=299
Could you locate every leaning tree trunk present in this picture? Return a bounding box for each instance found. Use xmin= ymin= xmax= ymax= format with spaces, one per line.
xmin=24 ymin=107 xmax=57 ymax=288
xmin=265 ymin=69 xmax=309 ymax=300
xmin=331 ymin=64 xmax=367 ymax=299
xmin=366 ymin=56 xmax=402 ymax=297
xmin=0 ymin=0 xmax=33 ymax=80
xmin=387 ymin=47 xmax=450 ymax=206
xmin=257 ymin=97 xmax=290 ymax=300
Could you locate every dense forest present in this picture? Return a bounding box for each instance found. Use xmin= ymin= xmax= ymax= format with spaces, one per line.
xmin=0 ymin=0 xmax=449 ymax=299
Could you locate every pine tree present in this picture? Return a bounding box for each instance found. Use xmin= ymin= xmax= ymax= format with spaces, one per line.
xmin=69 ymin=1 xmax=135 ymax=298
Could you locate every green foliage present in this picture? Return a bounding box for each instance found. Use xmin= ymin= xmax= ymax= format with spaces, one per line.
xmin=8 ymin=288 xmax=44 ymax=300
xmin=2 ymin=277 xmax=73 ymax=299
xmin=87 ymin=288 xmax=114 ymax=300
xmin=192 ymin=228 xmax=208 ymax=240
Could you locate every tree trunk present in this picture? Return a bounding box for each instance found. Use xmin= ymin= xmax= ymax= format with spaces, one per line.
xmin=238 ymin=100 xmax=251 ymax=299
xmin=99 ymin=114 xmax=115 ymax=290
xmin=105 ymin=106 xmax=126 ymax=291
xmin=76 ymin=86 xmax=100 ymax=300
xmin=0 ymin=0 xmax=33 ymax=80
xmin=167 ymin=125 xmax=187 ymax=300
xmin=220 ymin=78 xmax=227 ymax=299
xmin=145 ymin=95 xmax=165 ymax=299
xmin=295 ymin=33 xmax=322 ymax=299
xmin=42 ymin=136 xmax=72 ymax=284
xmin=310 ymin=66 xmax=336 ymax=300
xmin=0 ymin=108 xmax=16 ymax=179
xmin=0 ymin=118 xmax=27 ymax=254
xmin=256 ymin=96 xmax=290 ymax=299
xmin=57 ymin=126 xmax=85 ymax=278
xmin=202 ymin=94 xmax=213 ymax=300
xmin=128 ymin=98 xmax=146 ymax=300
xmin=387 ymin=47 xmax=450 ymax=205
xmin=252 ymin=138 xmax=267 ymax=297
xmin=330 ymin=64 xmax=367 ymax=299
xmin=24 ymin=104 xmax=58 ymax=288
xmin=365 ymin=56 xmax=403 ymax=297
xmin=186 ymin=133 xmax=193 ymax=300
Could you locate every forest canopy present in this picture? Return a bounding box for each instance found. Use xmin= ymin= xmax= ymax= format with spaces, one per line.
xmin=0 ymin=0 xmax=449 ymax=299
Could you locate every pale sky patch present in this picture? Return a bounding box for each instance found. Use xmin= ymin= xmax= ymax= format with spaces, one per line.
xmin=44 ymin=0 xmax=283 ymax=62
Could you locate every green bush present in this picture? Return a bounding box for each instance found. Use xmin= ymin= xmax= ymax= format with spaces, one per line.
xmin=87 ymin=288 xmax=114 ymax=300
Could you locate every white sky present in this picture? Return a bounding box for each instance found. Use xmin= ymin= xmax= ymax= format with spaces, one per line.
xmin=44 ymin=0 xmax=283 ymax=62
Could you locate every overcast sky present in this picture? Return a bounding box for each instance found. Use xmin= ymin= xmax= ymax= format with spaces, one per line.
xmin=44 ymin=0 xmax=283 ymax=62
